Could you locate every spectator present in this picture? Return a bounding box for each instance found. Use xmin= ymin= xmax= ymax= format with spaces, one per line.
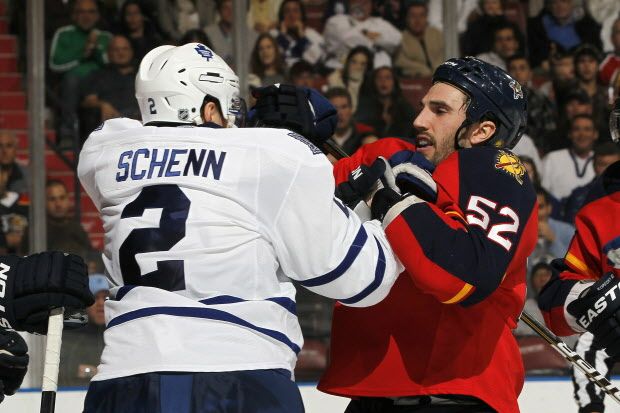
xmin=46 ymin=180 xmax=95 ymax=260
xmin=323 ymin=0 xmax=401 ymax=70
xmin=205 ymin=0 xmax=256 ymax=68
xmin=521 ymin=155 xmax=542 ymax=187
xmin=476 ymin=22 xmax=521 ymax=71
xmin=326 ymin=45 xmax=373 ymax=112
xmin=574 ymin=44 xmax=610 ymax=136
xmin=507 ymin=55 xmax=558 ymax=155
xmin=249 ymin=33 xmax=287 ymax=87
xmin=0 ymin=131 xmax=28 ymax=194
xmin=513 ymin=133 xmax=543 ymax=175
xmin=0 ymin=166 xmax=28 ymax=255
xmin=563 ymin=141 xmax=620 ymax=222
xmin=394 ymin=0 xmax=444 ymax=78
xmin=533 ymin=186 xmax=574 ymax=264
xmin=155 ymin=0 xmax=215 ymax=43
xmin=288 ymin=59 xmax=314 ymax=88
xmin=325 ymin=87 xmax=377 ymax=155
xmin=271 ymin=0 xmax=325 ymax=68
xmin=117 ymin=0 xmax=163 ymax=63
xmin=539 ymin=47 xmax=577 ymax=105
xmin=49 ymin=0 xmax=112 ymax=145
xmin=80 ymin=35 xmax=139 ymax=131
xmin=461 ymin=0 xmax=510 ymax=56
xmin=355 ymin=66 xmax=415 ymax=139
xmin=514 ymin=262 xmax=553 ymax=336
xmin=542 ymin=114 xmax=597 ymax=200
xmin=377 ymin=0 xmax=405 ymax=30
xmin=599 ymin=17 xmax=620 ymax=86
xmin=247 ymin=0 xmax=282 ymax=34
xmin=527 ymin=0 xmax=602 ymax=70
xmin=59 ymin=274 xmax=108 ymax=386
xmin=179 ymin=28 xmax=212 ymax=46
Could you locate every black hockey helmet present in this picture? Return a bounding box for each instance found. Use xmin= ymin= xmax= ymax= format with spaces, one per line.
xmin=611 ymin=97 xmax=620 ymax=144
xmin=432 ymin=57 xmax=527 ymax=149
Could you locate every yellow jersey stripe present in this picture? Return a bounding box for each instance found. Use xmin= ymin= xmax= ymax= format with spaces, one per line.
xmin=442 ymin=283 xmax=474 ymax=304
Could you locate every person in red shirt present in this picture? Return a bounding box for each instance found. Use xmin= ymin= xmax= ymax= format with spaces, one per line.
xmin=318 ymin=57 xmax=537 ymax=413
xmin=538 ymin=98 xmax=620 ymax=413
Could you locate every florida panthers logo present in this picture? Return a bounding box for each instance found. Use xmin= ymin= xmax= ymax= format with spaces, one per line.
xmin=509 ymin=80 xmax=524 ymax=100
xmin=194 ymin=44 xmax=214 ymax=61
xmin=495 ymin=151 xmax=525 ymax=185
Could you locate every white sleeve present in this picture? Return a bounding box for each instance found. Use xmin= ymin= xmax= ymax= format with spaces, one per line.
xmin=271 ymin=154 xmax=402 ymax=307
xmin=302 ymin=28 xmax=325 ymax=65
xmin=371 ymin=19 xmax=402 ymax=53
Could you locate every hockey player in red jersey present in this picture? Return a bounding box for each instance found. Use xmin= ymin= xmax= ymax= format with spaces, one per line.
xmin=538 ymin=98 xmax=620 ymax=412
xmin=317 ymin=57 xmax=537 ymax=412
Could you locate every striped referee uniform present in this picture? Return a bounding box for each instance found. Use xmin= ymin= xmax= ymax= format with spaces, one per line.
xmin=573 ymin=332 xmax=616 ymax=413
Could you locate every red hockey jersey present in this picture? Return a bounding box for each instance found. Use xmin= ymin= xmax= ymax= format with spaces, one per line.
xmin=319 ymin=139 xmax=538 ymax=413
xmin=539 ymin=161 xmax=620 ymax=336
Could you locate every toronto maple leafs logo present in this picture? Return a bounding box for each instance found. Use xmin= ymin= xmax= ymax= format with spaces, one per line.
xmin=509 ymin=80 xmax=524 ymax=100
xmin=194 ymin=44 xmax=214 ymax=61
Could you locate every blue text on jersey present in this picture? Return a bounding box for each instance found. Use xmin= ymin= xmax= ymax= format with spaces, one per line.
xmin=116 ymin=148 xmax=227 ymax=182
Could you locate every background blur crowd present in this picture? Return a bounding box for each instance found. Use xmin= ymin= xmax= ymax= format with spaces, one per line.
xmin=4 ymin=0 xmax=620 ymax=389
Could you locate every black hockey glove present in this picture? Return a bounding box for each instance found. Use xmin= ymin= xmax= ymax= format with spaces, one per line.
xmin=250 ymin=84 xmax=337 ymax=149
xmin=0 ymin=252 xmax=94 ymax=334
xmin=567 ymin=273 xmax=620 ymax=358
xmin=0 ymin=328 xmax=28 ymax=403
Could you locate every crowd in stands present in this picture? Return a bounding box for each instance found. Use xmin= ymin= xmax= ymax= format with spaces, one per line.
xmin=6 ymin=0 xmax=620 ymax=381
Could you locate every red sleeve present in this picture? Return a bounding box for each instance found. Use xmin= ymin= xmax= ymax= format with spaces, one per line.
xmin=383 ymin=147 xmax=538 ymax=306
xmin=333 ymin=138 xmax=415 ymax=184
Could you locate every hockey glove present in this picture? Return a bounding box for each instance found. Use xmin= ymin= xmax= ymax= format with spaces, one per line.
xmin=335 ymin=157 xmax=400 ymax=209
xmin=0 ymin=328 xmax=28 ymax=403
xmin=250 ymin=84 xmax=337 ymax=149
xmin=0 ymin=252 xmax=94 ymax=334
xmin=567 ymin=273 xmax=620 ymax=358
xmin=386 ymin=150 xmax=437 ymax=202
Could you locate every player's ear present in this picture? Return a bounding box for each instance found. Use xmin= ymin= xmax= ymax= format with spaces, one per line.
xmin=201 ymin=101 xmax=226 ymax=127
xmin=469 ymin=120 xmax=497 ymax=146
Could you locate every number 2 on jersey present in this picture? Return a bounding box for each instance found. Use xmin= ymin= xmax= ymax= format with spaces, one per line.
xmin=119 ymin=184 xmax=190 ymax=291
xmin=465 ymin=195 xmax=519 ymax=251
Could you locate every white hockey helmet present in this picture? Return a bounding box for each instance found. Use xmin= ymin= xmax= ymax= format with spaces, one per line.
xmin=135 ymin=43 xmax=244 ymax=127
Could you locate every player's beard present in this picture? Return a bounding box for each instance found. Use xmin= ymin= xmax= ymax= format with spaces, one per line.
xmin=426 ymin=132 xmax=457 ymax=165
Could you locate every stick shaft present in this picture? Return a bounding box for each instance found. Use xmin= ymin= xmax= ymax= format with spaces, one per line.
xmin=520 ymin=311 xmax=620 ymax=404
xmin=40 ymin=307 xmax=64 ymax=413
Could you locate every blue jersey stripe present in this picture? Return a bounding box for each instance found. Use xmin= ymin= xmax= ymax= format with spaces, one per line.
xmin=199 ymin=295 xmax=297 ymax=315
xmin=339 ymin=236 xmax=387 ymax=305
xmin=299 ymin=226 xmax=368 ymax=288
xmin=113 ymin=285 xmax=137 ymax=301
xmin=106 ymin=306 xmax=301 ymax=354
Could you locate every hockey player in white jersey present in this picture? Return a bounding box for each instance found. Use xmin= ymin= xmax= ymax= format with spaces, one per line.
xmin=78 ymin=43 xmax=403 ymax=412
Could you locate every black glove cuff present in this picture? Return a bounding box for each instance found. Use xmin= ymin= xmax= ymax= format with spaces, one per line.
xmin=371 ymin=188 xmax=404 ymax=221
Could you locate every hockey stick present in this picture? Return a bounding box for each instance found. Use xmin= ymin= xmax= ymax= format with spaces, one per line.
xmin=40 ymin=307 xmax=64 ymax=413
xmin=520 ymin=311 xmax=620 ymax=405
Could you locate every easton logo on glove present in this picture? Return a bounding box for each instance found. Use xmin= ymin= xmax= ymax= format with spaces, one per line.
xmin=567 ymin=274 xmax=620 ymax=330
xmin=0 ymin=262 xmax=12 ymax=329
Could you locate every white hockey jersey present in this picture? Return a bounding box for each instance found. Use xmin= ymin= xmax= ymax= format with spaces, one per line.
xmin=78 ymin=118 xmax=402 ymax=381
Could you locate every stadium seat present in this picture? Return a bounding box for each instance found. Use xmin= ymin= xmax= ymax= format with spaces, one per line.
xmin=518 ymin=336 xmax=570 ymax=375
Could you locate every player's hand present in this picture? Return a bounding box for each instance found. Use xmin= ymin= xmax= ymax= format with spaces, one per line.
xmin=0 ymin=252 xmax=95 ymax=334
xmin=250 ymin=84 xmax=337 ymax=150
xmin=336 ymin=157 xmax=398 ymax=209
xmin=386 ymin=150 xmax=436 ymax=202
xmin=0 ymin=328 xmax=28 ymax=403
xmin=567 ymin=273 xmax=620 ymax=358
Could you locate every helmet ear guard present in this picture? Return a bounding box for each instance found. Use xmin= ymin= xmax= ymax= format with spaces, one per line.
xmin=433 ymin=57 xmax=528 ymax=149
